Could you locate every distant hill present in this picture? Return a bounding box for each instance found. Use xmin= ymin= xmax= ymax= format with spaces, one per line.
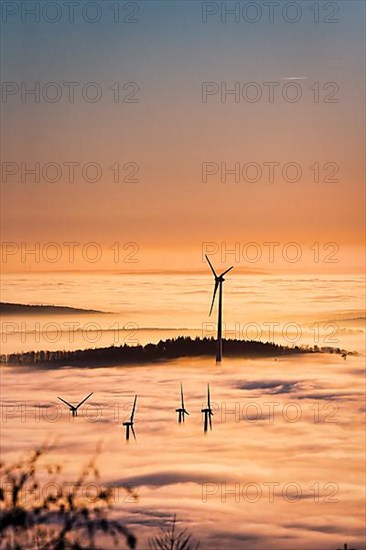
xmin=0 ymin=302 xmax=105 ymax=315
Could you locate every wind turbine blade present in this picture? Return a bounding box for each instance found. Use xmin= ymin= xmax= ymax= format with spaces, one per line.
xmin=57 ymin=397 xmax=74 ymax=409
xmin=220 ymin=265 xmax=234 ymax=277
xmin=209 ymin=280 xmax=219 ymax=316
xmin=207 ymin=384 xmax=211 ymax=408
xmin=76 ymin=392 xmax=93 ymax=409
xmin=131 ymin=395 xmax=137 ymax=422
xmin=131 ymin=425 xmax=137 ymax=440
xmin=209 ymin=414 xmax=213 ymax=430
xmin=205 ymin=255 xmax=218 ymax=278
xmin=180 ymin=383 xmax=184 ymax=408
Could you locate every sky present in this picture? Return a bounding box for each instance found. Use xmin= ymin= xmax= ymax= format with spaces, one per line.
xmin=1 ymin=0 xmax=365 ymax=273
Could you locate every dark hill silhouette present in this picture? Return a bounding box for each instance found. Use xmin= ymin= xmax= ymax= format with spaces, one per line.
xmin=0 ymin=337 xmax=351 ymax=367
xmin=0 ymin=302 xmax=106 ymax=315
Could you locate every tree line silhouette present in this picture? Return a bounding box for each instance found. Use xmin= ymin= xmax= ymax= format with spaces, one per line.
xmin=1 ymin=336 xmax=350 ymax=367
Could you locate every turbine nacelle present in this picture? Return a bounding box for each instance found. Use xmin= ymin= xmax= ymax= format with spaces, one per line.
xmin=175 ymin=408 xmax=189 ymax=415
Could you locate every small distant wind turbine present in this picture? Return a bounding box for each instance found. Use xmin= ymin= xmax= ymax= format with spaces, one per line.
xmin=175 ymin=383 xmax=189 ymax=423
xmin=123 ymin=395 xmax=137 ymax=441
xmin=206 ymin=255 xmax=233 ymax=362
xmin=57 ymin=392 xmax=93 ymax=417
xmin=201 ymin=384 xmax=213 ymax=433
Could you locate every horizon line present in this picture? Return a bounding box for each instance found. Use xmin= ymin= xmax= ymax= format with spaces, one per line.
xmin=1 ymin=268 xmax=365 ymax=276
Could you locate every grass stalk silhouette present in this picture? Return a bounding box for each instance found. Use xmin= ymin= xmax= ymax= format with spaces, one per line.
xmin=0 ymin=444 xmax=136 ymax=549
xmin=148 ymin=514 xmax=200 ymax=550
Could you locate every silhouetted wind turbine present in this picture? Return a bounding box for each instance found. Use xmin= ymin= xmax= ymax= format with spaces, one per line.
xmin=206 ymin=254 xmax=233 ymax=362
xmin=175 ymin=383 xmax=189 ymax=423
xmin=123 ymin=395 xmax=137 ymax=441
xmin=57 ymin=392 xmax=93 ymax=417
xmin=201 ymin=384 xmax=213 ymax=433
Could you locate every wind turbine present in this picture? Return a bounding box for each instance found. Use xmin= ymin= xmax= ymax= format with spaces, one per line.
xmin=175 ymin=383 xmax=189 ymax=423
xmin=205 ymin=254 xmax=233 ymax=362
xmin=201 ymin=384 xmax=213 ymax=433
xmin=57 ymin=392 xmax=93 ymax=417
xmin=123 ymin=395 xmax=137 ymax=441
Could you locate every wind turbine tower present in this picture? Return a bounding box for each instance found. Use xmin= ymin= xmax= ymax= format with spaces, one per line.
xmin=205 ymin=255 xmax=233 ymax=362
xmin=201 ymin=384 xmax=214 ymax=432
xmin=123 ymin=395 xmax=137 ymax=441
xmin=176 ymin=383 xmax=189 ymax=423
